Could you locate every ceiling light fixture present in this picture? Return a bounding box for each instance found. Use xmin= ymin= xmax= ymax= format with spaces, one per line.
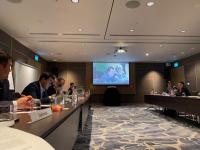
xmin=147 ymin=1 xmax=154 ymax=7
xmin=181 ymin=30 xmax=186 ymax=33
xmin=71 ymin=0 xmax=79 ymax=3
xmin=78 ymin=28 xmax=83 ymax=32
xmin=130 ymin=29 xmax=135 ymax=32
xmin=145 ymin=53 xmax=149 ymax=56
xmin=115 ymin=47 xmax=127 ymax=54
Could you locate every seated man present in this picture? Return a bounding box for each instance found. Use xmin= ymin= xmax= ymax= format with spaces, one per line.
xmin=176 ymin=81 xmax=191 ymax=96
xmin=47 ymin=75 xmax=57 ymax=96
xmin=0 ymin=50 xmax=33 ymax=109
xmin=47 ymin=76 xmax=65 ymax=96
xmin=68 ymin=82 xmax=75 ymax=95
xmin=22 ymin=72 xmax=51 ymax=104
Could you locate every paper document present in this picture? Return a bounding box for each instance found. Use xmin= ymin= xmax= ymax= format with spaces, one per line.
xmin=0 ymin=127 xmax=54 ymax=150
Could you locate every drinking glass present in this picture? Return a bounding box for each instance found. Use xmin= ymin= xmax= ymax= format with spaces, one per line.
xmin=33 ymin=99 xmax=41 ymax=110
xmin=0 ymin=105 xmax=15 ymax=127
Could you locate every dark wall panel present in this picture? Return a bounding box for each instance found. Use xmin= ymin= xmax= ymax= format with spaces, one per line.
xmin=184 ymin=62 xmax=196 ymax=91
xmin=196 ymin=61 xmax=200 ymax=91
xmin=135 ymin=63 xmax=165 ymax=103
xmin=180 ymin=53 xmax=200 ymax=93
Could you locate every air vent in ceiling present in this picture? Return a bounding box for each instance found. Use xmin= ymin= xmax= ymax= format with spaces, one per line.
xmin=110 ymin=34 xmax=200 ymax=38
xmin=62 ymin=33 xmax=100 ymax=36
xmin=29 ymin=33 xmax=58 ymax=35
xmin=7 ymin=0 xmax=22 ymax=3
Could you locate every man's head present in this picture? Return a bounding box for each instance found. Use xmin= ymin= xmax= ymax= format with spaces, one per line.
xmin=57 ymin=77 xmax=65 ymax=88
xmin=107 ymin=66 xmax=115 ymax=77
xmin=177 ymin=81 xmax=185 ymax=90
xmin=167 ymin=81 xmax=172 ymax=87
xmin=0 ymin=50 xmax=12 ymax=80
xmin=70 ymin=82 xmax=75 ymax=88
xmin=49 ymin=74 xmax=57 ymax=86
xmin=115 ymin=64 xmax=123 ymax=74
xmin=39 ymin=72 xmax=51 ymax=89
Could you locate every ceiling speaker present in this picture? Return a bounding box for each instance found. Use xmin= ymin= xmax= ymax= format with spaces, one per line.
xmin=126 ymin=0 xmax=140 ymax=9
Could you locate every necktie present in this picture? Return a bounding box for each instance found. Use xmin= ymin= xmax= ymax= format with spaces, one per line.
xmin=42 ymin=91 xmax=46 ymax=98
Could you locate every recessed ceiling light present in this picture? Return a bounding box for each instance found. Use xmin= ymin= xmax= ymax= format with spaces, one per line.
xmin=71 ymin=0 xmax=79 ymax=3
xmin=78 ymin=28 xmax=83 ymax=32
xmin=145 ymin=53 xmax=149 ymax=56
xmin=53 ymin=59 xmax=57 ymax=62
xmin=115 ymin=47 xmax=127 ymax=54
xmin=181 ymin=30 xmax=186 ymax=33
xmin=181 ymin=51 xmax=185 ymax=55
xmin=147 ymin=1 xmax=154 ymax=7
xmin=130 ymin=29 xmax=135 ymax=32
xmin=173 ymin=55 xmax=177 ymax=59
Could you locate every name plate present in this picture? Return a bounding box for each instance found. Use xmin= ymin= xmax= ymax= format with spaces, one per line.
xmin=29 ymin=108 xmax=52 ymax=123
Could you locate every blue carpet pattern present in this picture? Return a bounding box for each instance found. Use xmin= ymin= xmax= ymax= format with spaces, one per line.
xmin=73 ymin=106 xmax=200 ymax=150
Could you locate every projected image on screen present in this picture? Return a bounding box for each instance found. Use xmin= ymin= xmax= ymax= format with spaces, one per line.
xmin=93 ymin=63 xmax=129 ymax=85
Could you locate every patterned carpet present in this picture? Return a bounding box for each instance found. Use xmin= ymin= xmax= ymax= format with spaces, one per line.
xmin=73 ymin=105 xmax=200 ymax=150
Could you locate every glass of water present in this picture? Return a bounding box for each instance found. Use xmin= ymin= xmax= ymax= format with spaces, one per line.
xmin=0 ymin=105 xmax=15 ymax=127
xmin=33 ymin=99 xmax=42 ymax=110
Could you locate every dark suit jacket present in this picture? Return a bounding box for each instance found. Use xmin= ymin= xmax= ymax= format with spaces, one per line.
xmin=47 ymin=85 xmax=56 ymax=96
xmin=68 ymin=87 xmax=73 ymax=95
xmin=176 ymin=87 xmax=191 ymax=96
xmin=22 ymin=81 xmax=50 ymax=104
xmin=0 ymin=79 xmax=12 ymax=101
xmin=0 ymin=79 xmax=13 ymax=111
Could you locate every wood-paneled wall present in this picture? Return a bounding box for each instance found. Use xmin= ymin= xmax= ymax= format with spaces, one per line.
xmin=0 ymin=29 xmax=46 ymax=72
xmin=135 ymin=63 xmax=165 ymax=103
xmin=48 ymin=62 xmax=166 ymax=104
xmin=170 ymin=66 xmax=185 ymax=85
xmin=47 ymin=62 xmax=86 ymax=90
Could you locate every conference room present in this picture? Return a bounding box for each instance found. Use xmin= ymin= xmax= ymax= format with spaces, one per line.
xmin=1 ymin=0 xmax=200 ymax=149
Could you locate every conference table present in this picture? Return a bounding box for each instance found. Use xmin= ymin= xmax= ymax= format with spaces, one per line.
xmin=144 ymin=94 xmax=200 ymax=116
xmin=12 ymin=96 xmax=90 ymax=150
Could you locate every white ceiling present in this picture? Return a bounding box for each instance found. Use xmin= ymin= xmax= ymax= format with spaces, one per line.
xmin=1 ymin=0 xmax=200 ymax=62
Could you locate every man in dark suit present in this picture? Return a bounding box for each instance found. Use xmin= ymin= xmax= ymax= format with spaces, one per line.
xmin=22 ymin=72 xmax=51 ymax=104
xmin=0 ymin=50 xmax=33 ymax=110
xmin=176 ymin=81 xmax=191 ymax=96
xmin=0 ymin=79 xmax=10 ymax=101
xmin=68 ymin=82 xmax=75 ymax=95
xmin=47 ymin=75 xmax=57 ymax=96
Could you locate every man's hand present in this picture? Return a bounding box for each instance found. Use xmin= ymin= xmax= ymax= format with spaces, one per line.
xmin=16 ymin=96 xmax=33 ymax=109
